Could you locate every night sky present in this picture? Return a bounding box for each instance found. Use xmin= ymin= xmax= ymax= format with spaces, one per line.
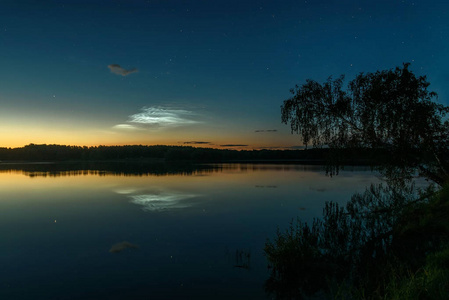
xmin=0 ymin=0 xmax=448 ymax=149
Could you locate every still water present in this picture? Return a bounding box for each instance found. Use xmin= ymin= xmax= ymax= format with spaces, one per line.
xmin=0 ymin=163 xmax=378 ymax=299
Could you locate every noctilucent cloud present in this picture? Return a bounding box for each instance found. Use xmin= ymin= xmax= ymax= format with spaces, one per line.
xmin=0 ymin=0 xmax=448 ymax=149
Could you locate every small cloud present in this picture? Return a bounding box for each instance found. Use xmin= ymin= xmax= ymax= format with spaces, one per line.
xmin=255 ymin=146 xmax=283 ymax=150
xmin=108 ymin=64 xmax=138 ymax=76
xmin=255 ymin=129 xmax=278 ymax=133
xmin=253 ymin=145 xmax=307 ymax=150
xmin=112 ymin=124 xmax=143 ymax=130
xmin=220 ymin=144 xmax=248 ymax=147
xmin=113 ymin=188 xmax=138 ymax=194
xmin=109 ymin=241 xmax=139 ymax=253
xmin=183 ymin=141 xmax=211 ymax=145
xmin=128 ymin=107 xmax=200 ymax=128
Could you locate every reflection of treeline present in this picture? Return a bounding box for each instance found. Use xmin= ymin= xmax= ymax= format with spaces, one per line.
xmin=0 ymin=143 xmax=381 ymax=164
xmin=0 ymin=161 xmax=224 ymax=177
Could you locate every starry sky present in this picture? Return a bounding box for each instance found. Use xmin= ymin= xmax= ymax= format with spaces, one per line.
xmin=0 ymin=0 xmax=448 ymax=149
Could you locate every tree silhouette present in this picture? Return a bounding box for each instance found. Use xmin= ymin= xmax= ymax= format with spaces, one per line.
xmin=281 ymin=63 xmax=449 ymax=185
xmin=266 ymin=64 xmax=449 ymax=299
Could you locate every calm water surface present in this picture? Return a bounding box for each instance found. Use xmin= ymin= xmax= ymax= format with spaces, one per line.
xmin=0 ymin=163 xmax=378 ymax=299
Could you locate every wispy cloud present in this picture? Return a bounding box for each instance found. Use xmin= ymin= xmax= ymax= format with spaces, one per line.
xmin=183 ymin=141 xmax=211 ymax=145
xmin=112 ymin=124 xmax=143 ymax=131
xmin=254 ymin=146 xmax=284 ymax=150
xmin=255 ymin=129 xmax=278 ymax=133
xmin=220 ymin=144 xmax=248 ymax=147
xmin=253 ymin=145 xmax=307 ymax=150
xmin=128 ymin=107 xmax=200 ymax=128
xmin=108 ymin=64 xmax=138 ymax=76
xmin=112 ymin=106 xmax=201 ymax=131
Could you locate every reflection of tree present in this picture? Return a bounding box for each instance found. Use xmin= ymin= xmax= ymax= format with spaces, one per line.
xmin=0 ymin=162 xmax=224 ymax=177
xmin=266 ymin=64 xmax=449 ymax=299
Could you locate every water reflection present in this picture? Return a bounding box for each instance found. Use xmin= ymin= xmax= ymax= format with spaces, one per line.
xmin=0 ymin=162 xmax=378 ymax=300
xmin=0 ymin=161 xmax=365 ymax=177
xmin=129 ymin=192 xmax=198 ymax=211
xmin=113 ymin=185 xmax=199 ymax=211
xmin=255 ymin=185 xmax=278 ymax=188
xmin=0 ymin=162 xmax=223 ymax=177
xmin=109 ymin=241 xmax=139 ymax=253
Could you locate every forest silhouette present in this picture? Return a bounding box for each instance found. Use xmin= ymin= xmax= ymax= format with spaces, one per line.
xmin=0 ymin=143 xmax=379 ymax=164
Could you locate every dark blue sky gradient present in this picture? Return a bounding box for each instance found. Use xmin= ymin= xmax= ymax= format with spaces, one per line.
xmin=0 ymin=0 xmax=448 ymax=148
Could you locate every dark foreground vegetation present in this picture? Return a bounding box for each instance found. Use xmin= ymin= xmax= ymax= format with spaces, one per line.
xmin=265 ymin=64 xmax=449 ymax=299
xmin=0 ymin=143 xmax=378 ymax=164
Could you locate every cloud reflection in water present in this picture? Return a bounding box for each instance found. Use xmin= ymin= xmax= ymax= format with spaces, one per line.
xmin=128 ymin=191 xmax=197 ymax=212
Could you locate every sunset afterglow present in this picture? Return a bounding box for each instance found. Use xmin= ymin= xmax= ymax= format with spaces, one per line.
xmin=0 ymin=1 xmax=447 ymax=149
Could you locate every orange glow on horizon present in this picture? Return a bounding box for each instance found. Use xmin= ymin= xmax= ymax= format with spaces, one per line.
xmin=0 ymin=134 xmax=302 ymax=150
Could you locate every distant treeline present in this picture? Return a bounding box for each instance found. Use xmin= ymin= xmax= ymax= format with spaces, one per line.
xmin=0 ymin=143 xmax=378 ymax=163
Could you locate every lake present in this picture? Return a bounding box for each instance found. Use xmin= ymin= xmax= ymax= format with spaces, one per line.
xmin=0 ymin=163 xmax=378 ymax=299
